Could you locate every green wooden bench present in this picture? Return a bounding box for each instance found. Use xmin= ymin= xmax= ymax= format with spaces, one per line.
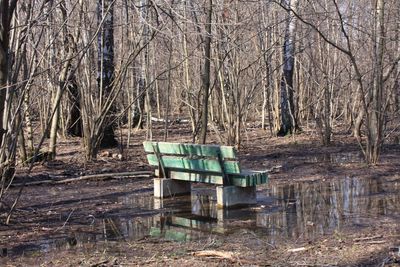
xmin=143 ymin=141 xmax=268 ymax=207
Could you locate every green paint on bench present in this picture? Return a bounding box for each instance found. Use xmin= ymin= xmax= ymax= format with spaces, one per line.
xmin=146 ymin=154 xmax=241 ymax=174
xmin=170 ymin=216 xmax=226 ymax=234
xmin=143 ymin=141 xmax=237 ymax=159
xmin=150 ymin=216 xmax=226 ymax=238
xmin=144 ymin=141 xmax=268 ymax=187
xmin=164 ymin=170 xmax=268 ymax=187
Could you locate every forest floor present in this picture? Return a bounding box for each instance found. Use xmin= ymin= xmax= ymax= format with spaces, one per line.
xmin=1 ymin=121 xmax=400 ymax=266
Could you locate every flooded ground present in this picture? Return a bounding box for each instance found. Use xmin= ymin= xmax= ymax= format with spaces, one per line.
xmin=4 ymin=175 xmax=399 ymax=262
xmin=1 ymin=126 xmax=400 ymax=266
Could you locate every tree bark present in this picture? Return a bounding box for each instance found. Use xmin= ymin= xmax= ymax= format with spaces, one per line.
xmin=66 ymin=78 xmax=82 ymax=137
xmin=278 ymin=0 xmax=298 ymax=136
xmin=98 ymin=0 xmax=117 ymax=148
xmin=0 ymin=0 xmax=13 ymax=149
xmin=366 ymin=0 xmax=385 ymax=163
xmin=199 ymin=0 xmax=212 ymax=144
xmin=48 ymin=1 xmax=74 ymax=160
xmin=0 ymin=0 xmax=17 ymax=181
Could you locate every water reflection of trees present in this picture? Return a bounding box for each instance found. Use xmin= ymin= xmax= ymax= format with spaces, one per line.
xmin=258 ymin=177 xmax=400 ymax=242
xmin=110 ymin=195 xmax=155 ymax=240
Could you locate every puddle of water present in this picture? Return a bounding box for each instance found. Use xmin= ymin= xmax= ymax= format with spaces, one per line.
xmin=258 ymin=177 xmax=400 ymax=243
xmin=302 ymin=152 xmax=365 ymax=164
xmin=6 ymin=176 xmax=400 ymax=257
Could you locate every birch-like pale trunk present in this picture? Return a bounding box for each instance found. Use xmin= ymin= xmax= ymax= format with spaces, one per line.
xmin=278 ymin=0 xmax=298 ymax=136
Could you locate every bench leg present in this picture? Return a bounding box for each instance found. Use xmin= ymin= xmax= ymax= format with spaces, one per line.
xmin=154 ymin=178 xmax=191 ymax=198
xmin=216 ymin=186 xmax=257 ymax=208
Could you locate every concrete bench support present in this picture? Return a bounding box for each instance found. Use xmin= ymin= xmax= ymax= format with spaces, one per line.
xmin=216 ymin=186 xmax=257 ymax=208
xmin=154 ymin=178 xmax=191 ymax=198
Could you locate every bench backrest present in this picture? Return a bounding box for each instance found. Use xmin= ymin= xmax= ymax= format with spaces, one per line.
xmin=143 ymin=141 xmax=241 ymax=176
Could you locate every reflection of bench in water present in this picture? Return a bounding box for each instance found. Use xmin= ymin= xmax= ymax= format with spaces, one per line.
xmin=143 ymin=142 xmax=269 ymax=207
xmin=150 ymin=195 xmax=227 ymax=241
xmin=150 ymin=214 xmax=227 ymax=241
xmin=150 ymin=193 xmax=263 ymax=241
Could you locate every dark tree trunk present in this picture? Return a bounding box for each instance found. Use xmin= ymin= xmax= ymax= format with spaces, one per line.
xmin=67 ymin=77 xmax=82 ymax=137
xmin=97 ymin=0 xmax=117 ymax=148
xmin=0 ymin=0 xmax=12 ymax=147
xmin=0 ymin=0 xmax=17 ymax=181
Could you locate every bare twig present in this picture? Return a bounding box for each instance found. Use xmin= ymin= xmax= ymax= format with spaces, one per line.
xmin=55 ymin=208 xmax=76 ymax=231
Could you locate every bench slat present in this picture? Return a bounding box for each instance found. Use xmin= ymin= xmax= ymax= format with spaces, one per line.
xmin=165 ymin=170 xmax=268 ymax=187
xmin=143 ymin=141 xmax=237 ymax=159
xmin=146 ymin=154 xmax=241 ymax=174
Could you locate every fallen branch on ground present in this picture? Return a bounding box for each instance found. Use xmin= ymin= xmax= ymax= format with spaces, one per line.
xmin=353 ymin=235 xmax=383 ymax=242
xmin=354 ymin=240 xmax=387 ymax=245
xmin=193 ymin=250 xmax=235 ymax=260
xmin=11 ymin=171 xmax=152 ymax=187
xmin=287 ymin=247 xmax=310 ymax=252
xmin=266 ymin=165 xmax=282 ymax=173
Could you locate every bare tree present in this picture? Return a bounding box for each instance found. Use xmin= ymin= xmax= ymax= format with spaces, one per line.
xmin=366 ymin=0 xmax=385 ymax=163
xmin=277 ymin=0 xmax=299 ymax=136
xmin=97 ymin=0 xmax=117 ymax=148
xmin=199 ymin=0 xmax=212 ymax=144
xmin=0 ymin=0 xmax=18 ymax=180
xmin=48 ymin=0 xmax=75 ymax=160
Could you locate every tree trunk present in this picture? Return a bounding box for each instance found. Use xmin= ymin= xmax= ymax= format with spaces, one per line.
xmin=278 ymin=0 xmax=299 ymax=136
xmin=199 ymin=0 xmax=212 ymax=144
xmin=98 ymin=0 xmax=117 ymax=148
xmin=48 ymin=44 xmax=73 ymax=160
xmin=0 ymin=0 xmax=17 ymax=182
xmin=366 ymin=0 xmax=385 ymax=164
xmin=66 ymin=78 xmax=82 ymax=137
xmin=0 ymin=0 xmax=14 ymax=149
xmin=141 ymin=0 xmax=152 ymax=139
xmin=48 ymin=1 xmax=73 ymax=160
